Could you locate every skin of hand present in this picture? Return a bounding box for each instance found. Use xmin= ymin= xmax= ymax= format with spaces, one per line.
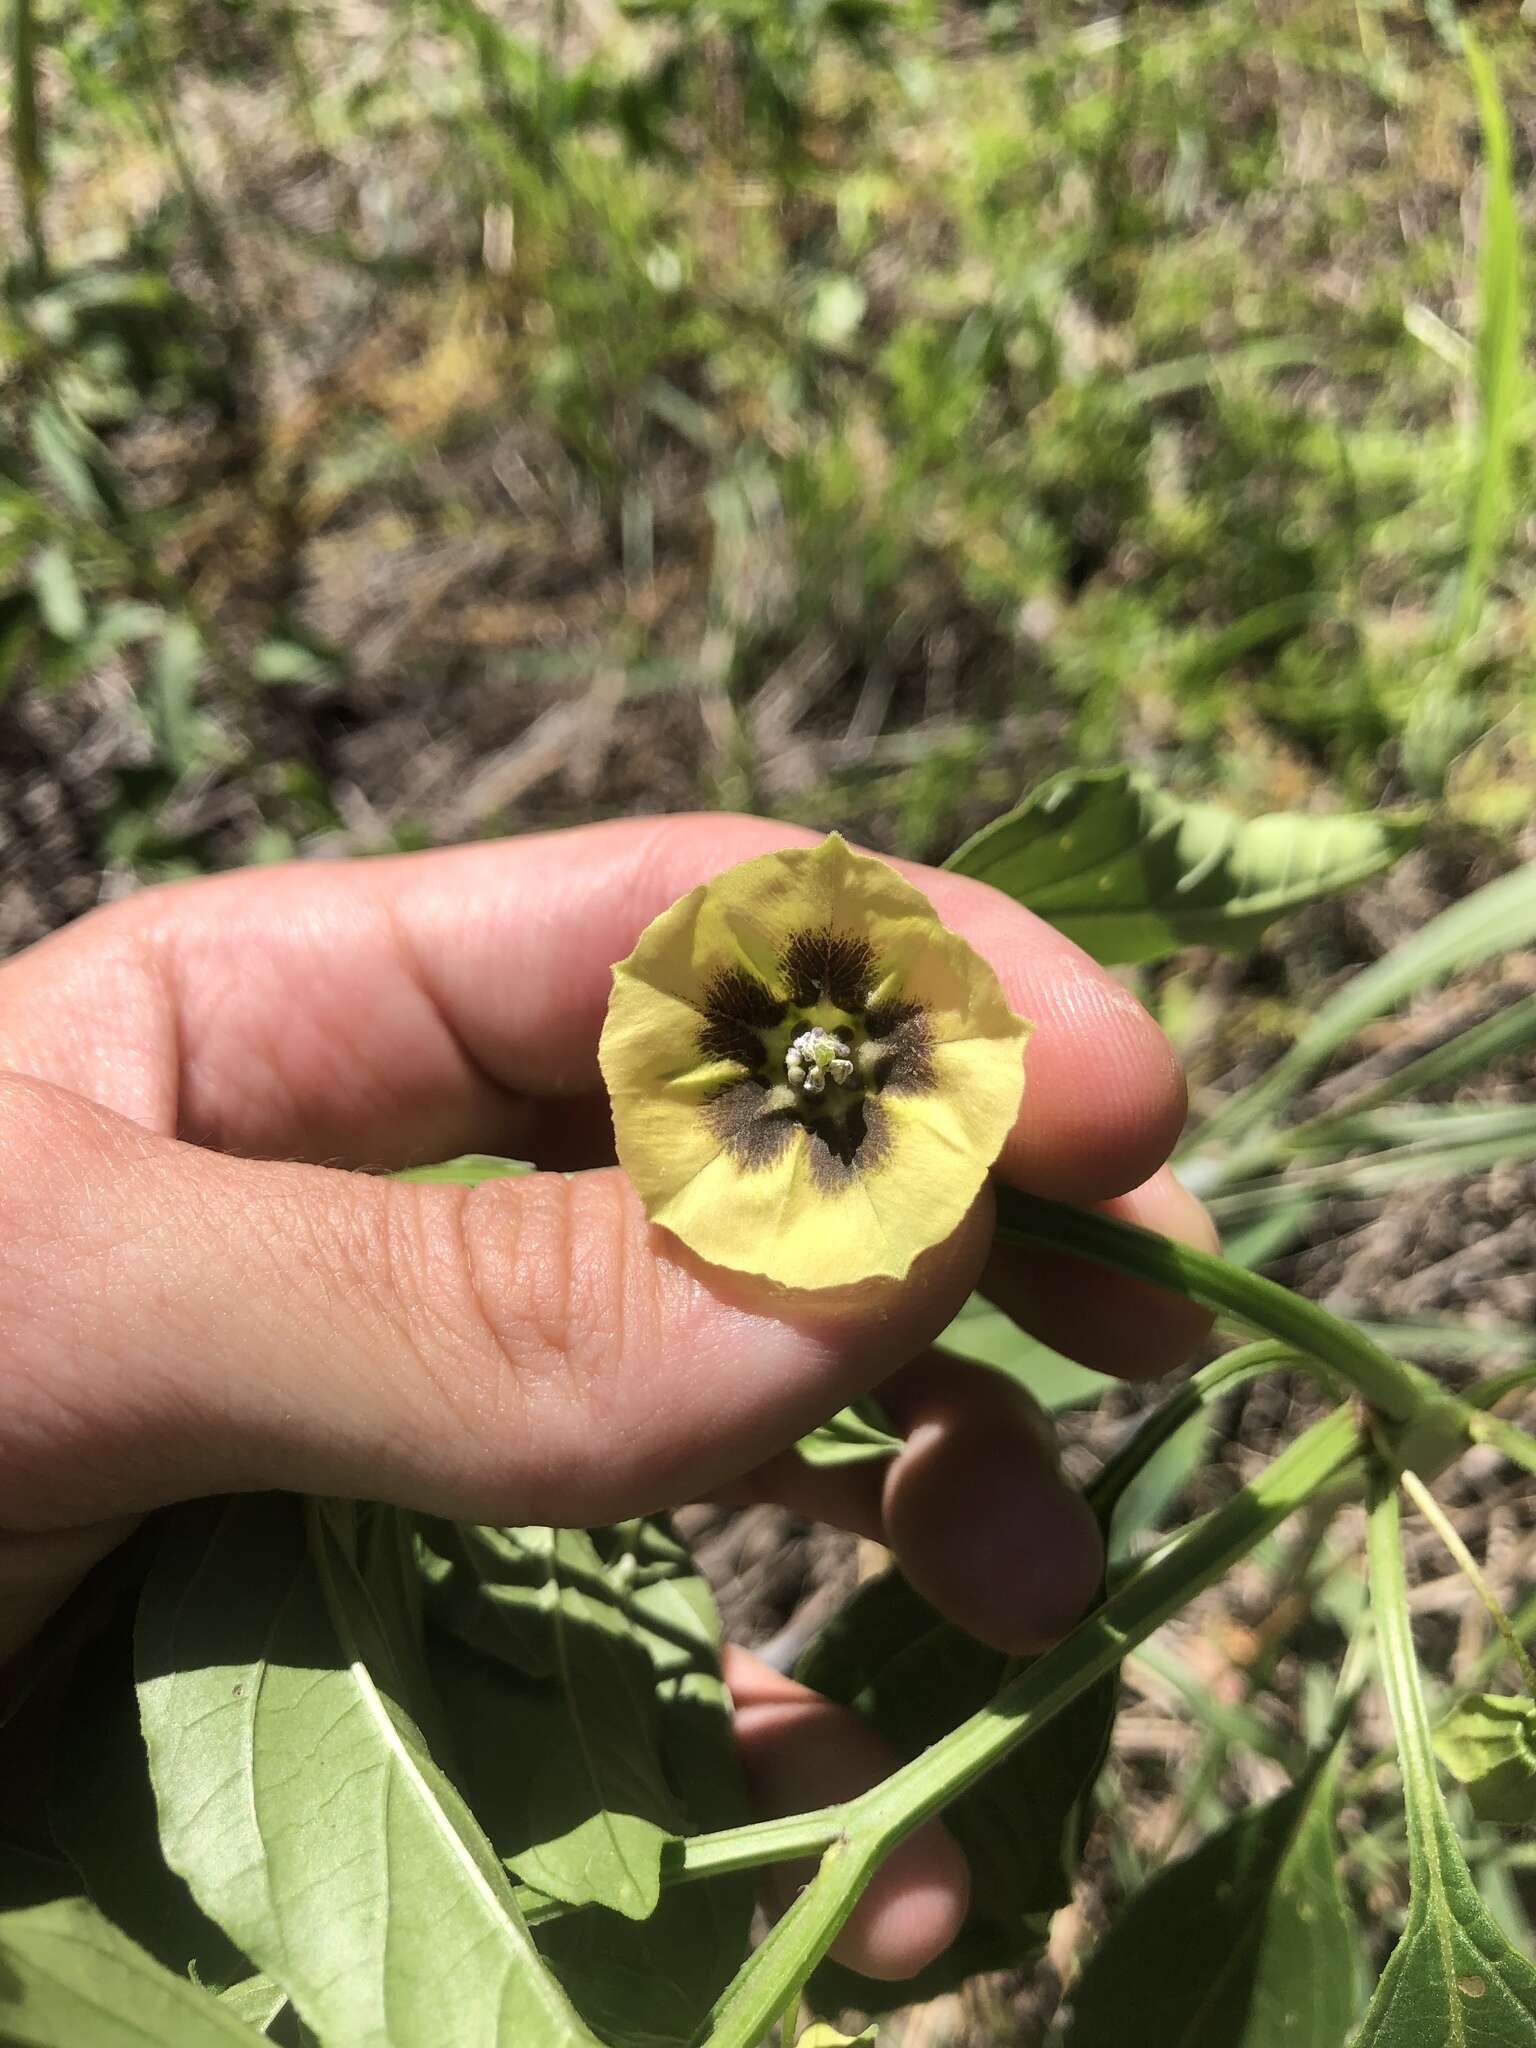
xmin=0 ymin=813 xmax=1215 ymax=1980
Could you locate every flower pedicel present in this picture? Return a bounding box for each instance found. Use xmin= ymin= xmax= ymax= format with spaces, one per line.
xmin=599 ymin=834 xmax=1029 ymax=1288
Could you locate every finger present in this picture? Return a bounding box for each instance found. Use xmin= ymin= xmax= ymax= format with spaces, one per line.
xmin=724 ymin=1647 xmax=969 ymax=1980
xmin=0 ymin=816 xmax=1184 ymax=1202
xmin=714 ymin=1355 xmax=1102 ymax=1656
xmin=0 ymin=1520 xmax=138 ymax=1666
xmin=0 ymin=1075 xmax=991 ymax=1535
xmin=982 ymin=1165 xmax=1217 ymax=1381
xmin=878 ymin=1357 xmax=1102 ymax=1654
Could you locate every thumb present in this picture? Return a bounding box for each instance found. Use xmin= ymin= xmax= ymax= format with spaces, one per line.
xmin=0 ymin=1075 xmax=990 ymax=1536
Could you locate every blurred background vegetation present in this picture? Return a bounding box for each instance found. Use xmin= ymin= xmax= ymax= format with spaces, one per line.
xmin=4 ymin=0 xmax=1535 ymax=941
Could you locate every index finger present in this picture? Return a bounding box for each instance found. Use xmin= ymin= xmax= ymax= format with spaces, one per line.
xmin=0 ymin=813 xmax=1184 ymax=1201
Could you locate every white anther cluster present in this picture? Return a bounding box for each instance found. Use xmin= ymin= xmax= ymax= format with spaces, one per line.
xmin=785 ymin=1026 xmax=855 ymax=1098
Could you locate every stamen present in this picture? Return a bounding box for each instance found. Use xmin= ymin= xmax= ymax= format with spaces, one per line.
xmin=786 ymin=1026 xmax=855 ymax=1098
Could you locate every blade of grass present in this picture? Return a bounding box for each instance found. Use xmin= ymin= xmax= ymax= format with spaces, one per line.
xmin=1454 ymin=33 xmax=1524 ymax=647
xmin=1189 ymin=859 xmax=1536 ymax=1151
xmin=10 ymin=0 xmax=47 ymax=278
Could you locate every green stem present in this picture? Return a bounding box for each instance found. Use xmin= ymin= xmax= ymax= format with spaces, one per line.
xmin=1466 ymin=1410 xmax=1536 ymax=1479
xmin=1365 ymin=1478 xmax=1441 ymax=1884
xmin=852 ymin=1405 xmax=1360 ymax=1841
xmin=696 ymin=1406 xmax=1362 ymax=2042
xmin=11 ymin=0 xmax=47 ymax=280
xmin=995 ymin=1188 xmax=1439 ymax=1426
xmin=516 ymin=1808 xmax=846 ymax=1924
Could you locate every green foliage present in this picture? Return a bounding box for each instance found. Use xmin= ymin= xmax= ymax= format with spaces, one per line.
xmin=1356 ymin=1490 xmax=1536 ymax=2048
xmin=945 ymin=767 xmax=1421 ymax=965
xmin=6 ymin=2 xmax=1535 ymax=872
xmin=1432 ymin=1696 xmax=1536 ymax=1828
xmin=135 ymin=1496 xmax=604 ymax=2048
xmin=0 ymin=1848 xmax=259 ymax=2047
xmin=794 ymin=1399 xmax=902 ymax=1469
xmin=426 ymin=1525 xmax=683 ymax=1919
xmin=797 ymin=1567 xmax=1116 ymax=2012
xmin=1064 ymin=1749 xmax=1358 ymax=2048
xmin=393 ymin=1154 xmax=536 ymax=1184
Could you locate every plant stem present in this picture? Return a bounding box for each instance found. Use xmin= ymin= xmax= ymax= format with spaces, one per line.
xmin=851 ymin=1405 xmax=1360 ymax=1842
xmin=516 ymin=1808 xmax=848 ymax=1924
xmin=11 ymin=0 xmax=47 ymax=280
xmin=994 ymin=1187 xmax=1442 ymax=1427
xmin=1365 ymin=1478 xmax=1441 ymax=1884
xmin=1399 ymin=1468 xmax=1536 ymax=1699
xmin=695 ymin=1407 xmax=1362 ymax=2042
xmin=1466 ymin=1409 xmax=1536 ymax=1479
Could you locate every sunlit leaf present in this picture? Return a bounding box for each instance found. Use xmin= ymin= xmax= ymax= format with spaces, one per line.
xmin=136 ymin=1496 xmax=603 ymax=2048
xmin=1432 ymin=1695 xmax=1536 ymax=1827
xmin=936 ymin=1294 xmax=1112 ymax=1410
xmin=28 ymin=544 xmax=86 ymax=641
xmin=217 ymin=1977 xmax=289 ymax=2033
xmin=1065 ymin=1749 xmax=1358 ymax=2047
xmin=1357 ymin=1486 xmax=1536 ymax=2046
xmin=49 ymin=1618 xmax=250 ymax=1992
xmin=796 ymin=1399 xmax=900 ymax=1468
xmin=1455 ymin=33 xmax=1524 ymax=646
xmin=525 ymin=1519 xmax=755 ymax=2048
xmin=946 ymin=767 xmax=1419 ymax=966
xmin=0 ymin=1847 xmax=257 ymax=2046
xmin=394 ymin=1154 xmax=536 ymax=1183
xmin=148 ymin=618 xmax=210 ymax=777
xmin=424 ymin=1524 xmax=680 ymax=1919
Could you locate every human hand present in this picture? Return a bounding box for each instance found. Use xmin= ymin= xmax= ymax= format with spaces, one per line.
xmin=0 ymin=814 xmax=1213 ymax=1976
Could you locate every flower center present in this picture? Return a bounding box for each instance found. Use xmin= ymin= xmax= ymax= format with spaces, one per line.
xmin=785 ymin=1026 xmax=854 ymax=1098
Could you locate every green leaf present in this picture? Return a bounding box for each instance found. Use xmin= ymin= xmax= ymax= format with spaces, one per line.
xmin=424 ymin=1524 xmax=680 ymax=1919
xmin=28 ymin=544 xmax=86 ymax=641
xmin=1356 ymin=1486 xmax=1536 ymax=2047
xmin=798 ymin=1567 xmax=1116 ymax=2012
xmin=795 ymin=1399 xmax=900 ymax=1468
xmin=523 ymin=1519 xmax=756 ymax=2048
xmin=945 ymin=767 xmax=1419 ymax=966
xmin=417 ymin=1518 xmax=564 ymax=1677
xmin=1432 ymin=1696 xmax=1536 ymax=1827
xmin=935 ymin=1294 xmax=1113 ymax=1411
xmin=135 ymin=1495 xmax=603 ymax=2048
xmin=48 ymin=1618 xmax=250 ymax=1992
xmin=0 ymin=1847 xmax=258 ymax=2046
xmin=1104 ymin=1400 xmax=1212 ymax=1564
xmin=1455 ymin=33 xmax=1524 ymax=646
xmin=394 ymin=1153 xmax=536 ymax=1184
xmin=148 ymin=618 xmax=210 ymax=777
xmin=217 ymin=1978 xmax=289 ymax=2033
xmin=1064 ymin=1749 xmax=1358 ymax=2047
xmin=30 ymin=399 xmax=126 ymax=523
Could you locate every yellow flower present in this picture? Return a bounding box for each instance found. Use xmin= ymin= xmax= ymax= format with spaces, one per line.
xmin=598 ymin=835 xmax=1029 ymax=1289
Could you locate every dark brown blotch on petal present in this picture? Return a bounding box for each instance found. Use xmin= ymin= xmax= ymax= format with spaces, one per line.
xmin=699 ymin=967 xmax=785 ymax=1071
xmin=705 ymin=1078 xmax=797 ymax=1171
xmin=781 ymin=927 xmax=877 ymax=1012
xmin=805 ymin=1096 xmax=891 ymax=1192
xmin=864 ymin=999 xmax=937 ymax=1095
